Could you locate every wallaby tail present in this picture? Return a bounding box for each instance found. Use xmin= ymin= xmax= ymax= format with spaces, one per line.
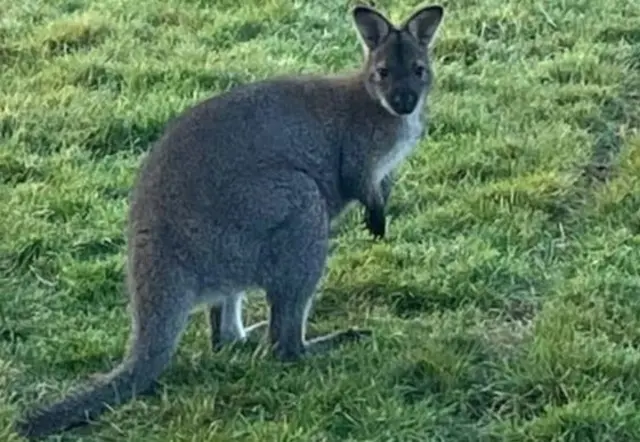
xmin=15 ymin=355 xmax=164 ymax=439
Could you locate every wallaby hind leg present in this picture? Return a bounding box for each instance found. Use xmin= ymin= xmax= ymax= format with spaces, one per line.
xmin=208 ymin=291 xmax=267 ymax=352
xmin=259 ymin=182 xmax=371 ymax=362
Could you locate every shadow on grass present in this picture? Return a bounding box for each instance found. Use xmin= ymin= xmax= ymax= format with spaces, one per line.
xmin=0 ymin=156 xmax=46 ymax=185
xmin=321 ymin=271 xmax=542 ymax=320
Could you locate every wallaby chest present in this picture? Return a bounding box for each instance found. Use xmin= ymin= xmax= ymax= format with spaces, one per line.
xmin=372 ymin=105 xmax=424 ymax=185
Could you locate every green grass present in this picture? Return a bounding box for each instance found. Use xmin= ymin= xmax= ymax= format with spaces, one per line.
xmin=2 ymin=0 xmax=640 ymax=440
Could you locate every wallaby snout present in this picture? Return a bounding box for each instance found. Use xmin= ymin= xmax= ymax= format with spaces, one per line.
xmin=389 ymin=88 xmax=419 ymax=115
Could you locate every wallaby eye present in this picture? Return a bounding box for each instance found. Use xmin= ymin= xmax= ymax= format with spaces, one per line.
xmin=376 ymin=67 xmax=389 ymax=78
xmin=413 ymin=65 xmax=426 ymax=77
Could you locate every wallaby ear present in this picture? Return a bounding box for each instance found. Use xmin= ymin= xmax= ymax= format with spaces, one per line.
xmin=402 ymin=5 xmax=444 ymax=49
xmin=352 ymin=5 xmax=393 ymax=50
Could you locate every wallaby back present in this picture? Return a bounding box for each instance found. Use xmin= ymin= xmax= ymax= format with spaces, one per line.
xmin=15 ymin=3 xmax=444 ymax=439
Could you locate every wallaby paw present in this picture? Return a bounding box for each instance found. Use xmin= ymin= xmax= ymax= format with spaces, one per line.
xmin=363 ymin=208 xmax=386 ymax=239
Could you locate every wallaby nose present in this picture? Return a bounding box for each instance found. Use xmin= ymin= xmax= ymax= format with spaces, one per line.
xmin=390 ymin=91 xmax=417 ymax=115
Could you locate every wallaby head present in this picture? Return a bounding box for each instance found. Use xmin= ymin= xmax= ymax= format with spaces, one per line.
xmin=352 ymin=4 xmax=444 ymax=116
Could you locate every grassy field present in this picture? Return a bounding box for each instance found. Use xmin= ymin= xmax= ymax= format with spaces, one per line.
xmin=1 ymin=0 xmax=640 ymax=440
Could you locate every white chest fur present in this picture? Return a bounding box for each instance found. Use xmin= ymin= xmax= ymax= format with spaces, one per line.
xmin=373 ymin=104 xmax=425 ymax=185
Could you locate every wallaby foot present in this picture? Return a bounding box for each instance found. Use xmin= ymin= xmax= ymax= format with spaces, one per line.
xmin=209 ymin=318 xmax=269 ymax=352
xmin=303 ymin=328 xmax=372 ymax=358
xmin=270 ymin=297 xmax=373 ymax=362
xmin=243 ymin=320 xmax=269 ymax=341
xmin=208 ymin=292 xmax=267 ymax=352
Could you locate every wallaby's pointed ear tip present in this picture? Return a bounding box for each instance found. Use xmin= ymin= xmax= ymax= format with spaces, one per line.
xmin=414 ymin=4 xmax=445 ymax=19
xmin=351 ymin=4 xmax=379 ymax=18
xmin=431 ymin=5 xmax=445 ymax=18
xmin=401 ymin=4 xmax=445 ymax=48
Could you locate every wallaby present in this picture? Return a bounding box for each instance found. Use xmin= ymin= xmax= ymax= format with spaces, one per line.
xmin=15 ymin=3 xmax=444 ymax=439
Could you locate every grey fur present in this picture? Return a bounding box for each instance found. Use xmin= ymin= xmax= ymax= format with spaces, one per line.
xmin=15 ymin=4 xmax=444 ymax=439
